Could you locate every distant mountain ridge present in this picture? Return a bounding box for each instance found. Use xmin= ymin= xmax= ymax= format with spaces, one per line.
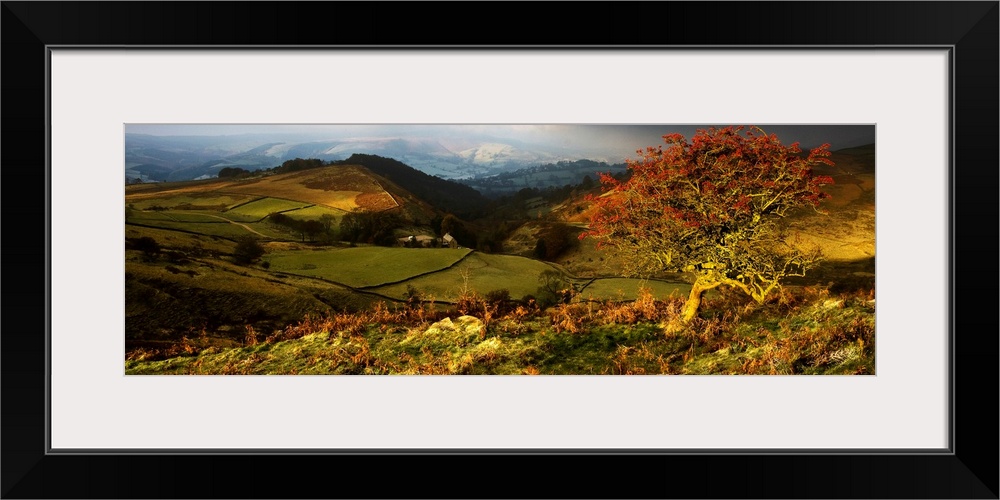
xmin=124 ymin=133 xmax=595 ymax=183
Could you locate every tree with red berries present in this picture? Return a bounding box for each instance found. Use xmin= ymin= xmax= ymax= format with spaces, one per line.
xmin=582 ymin=126 xmax=835 ymax=325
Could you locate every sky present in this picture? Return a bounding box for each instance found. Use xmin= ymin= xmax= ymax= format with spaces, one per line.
xmin=125 ymin=124 xmax=876 ymax=160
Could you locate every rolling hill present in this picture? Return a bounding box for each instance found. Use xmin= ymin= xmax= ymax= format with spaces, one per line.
xmin=123 ymin=144 xmax=876 ymax=372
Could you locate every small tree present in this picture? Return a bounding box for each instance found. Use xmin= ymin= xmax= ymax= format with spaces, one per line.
xmin=302 ymin=219 xmax=323 ymax=241
xmin=133 ymin=236 xmax=160 ymax=261
xmin=536 ymin=269 xmax=572 ymax=307
xmin=319 ymin=213 xmax=336 ymax=235
xmin=582 ymin=126 xmax=835 ymax=325
xmin=233 ymin=235 xmax=265 ymax=265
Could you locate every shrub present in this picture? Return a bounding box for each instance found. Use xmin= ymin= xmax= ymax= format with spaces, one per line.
xmin=485 ymin=289 xmax=513 ymax=313
xmin=233 ymin=235 xmax=265 ymax=264
xmin=405 ymin=284 xmax=424 ymax=307
xmin=133 ymin=236 xmax=161 ymax=261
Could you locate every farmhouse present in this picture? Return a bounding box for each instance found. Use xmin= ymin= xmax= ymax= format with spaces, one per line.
xmin=398 ymin=234 xmax=437 ymax=248
xmin=442 ymin=233 xmax=457 ymax=249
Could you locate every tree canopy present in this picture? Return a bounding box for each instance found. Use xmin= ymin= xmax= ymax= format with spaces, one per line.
xmin=582 ymin=126 xmax=835 ymax=323
xmin=233 ymin=235 xmax=266 ymax=265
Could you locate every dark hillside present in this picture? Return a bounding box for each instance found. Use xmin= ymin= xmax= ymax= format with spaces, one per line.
xmin=341 ymin=154 xmax=488 ymax=218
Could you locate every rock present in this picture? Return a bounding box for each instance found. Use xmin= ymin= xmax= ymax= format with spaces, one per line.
xmin=424 ymin=316 xmax=485 ymax=343
xmin=428 ymin=317 xmax=454 ymax=332
xmin=454 ymin=315 xmax=485 ymax=337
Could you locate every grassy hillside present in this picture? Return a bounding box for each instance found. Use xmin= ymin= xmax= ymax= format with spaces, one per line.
xmin=342 ymin=153 xmax=488 ymax=219
xmin=126 ymin=285 xmax=875 ymax=375
xmin=125 ymin=164 xmax=438 ymax=242
xmin=214 ymin=165 xmax=397 ymax=211
xmin=124 ymin=146 xmax=876 ymax=374
xmin=127 ymin=192 xmax=254 ymax=210
xmin=124 ymin=226 xmax=378 ymax=353
xmin=225 ymin=197 xmax=313 ymax=218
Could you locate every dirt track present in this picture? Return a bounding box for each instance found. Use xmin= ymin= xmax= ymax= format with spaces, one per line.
xmin=200 ymin=214 xmax=269 ymax=237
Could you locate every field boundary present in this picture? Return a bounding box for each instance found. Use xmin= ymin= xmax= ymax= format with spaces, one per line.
xmin=355 ymin=249 xmax=476 ymax=290
xmin=221 ymin=196 xmax=266 ymax=211
xmin=199 ymin=214 xmax=270 ymax=237
xmin=369 ymin=178 xmax=400 ymax=209
xmin=262 ymin=269 xmax=426 ymax=305
xmin=131 ymin=212 xmax=275 ymax=238
xmin=157 ymin=212 xmax=229 ymax=224
xmin=125 ymin=222 xmax=241 ymax=242
xmin=217 ymin=193 xmax=352 ymax=215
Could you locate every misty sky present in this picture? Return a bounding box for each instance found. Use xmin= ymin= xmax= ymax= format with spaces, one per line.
xmin=125 ymin=124 xmax=875 ymax=160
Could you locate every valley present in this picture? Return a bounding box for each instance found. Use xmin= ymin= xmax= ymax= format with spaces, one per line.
xmin=124 ymin=138 xmax=876 ymax=375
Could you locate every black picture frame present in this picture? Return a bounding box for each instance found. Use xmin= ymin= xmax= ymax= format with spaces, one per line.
xmin=3 ymin=2 xmax=996 ymax=498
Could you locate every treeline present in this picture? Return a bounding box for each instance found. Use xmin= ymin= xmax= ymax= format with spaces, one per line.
xmin=339 ymin=210 xmax=404 ymax=246
xmin=274 ymin=158 xmax=327 ymax=174
xmin=216 ymin=158 xmax=330 ymax=179
xmin=268 ymin=212 xmax=335 ymax=242
xmin=267 ymin=209 xmax=403 ymax=246
xmin=218 ymin=166 xmax=251 ymax=178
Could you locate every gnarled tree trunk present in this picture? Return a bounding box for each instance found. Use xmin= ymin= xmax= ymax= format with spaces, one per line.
xmin=678 ymin=278 xmax=722 ymax=326
xmin=680 ymin=283 xmax=706 ymax=324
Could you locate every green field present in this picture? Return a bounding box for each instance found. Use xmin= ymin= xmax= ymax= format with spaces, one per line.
xmin=372 ymin=252 xmax=562 ymax=301
xmin=266 ymin=247 xmax=473 ymax=288
xmin=214 ymin=211 xmax=262 ymax=223
xmin=126 ymin=210 xmax=175 ymax=222
xmin=580 ymin=278 xmax=691 ymax=301
xmin=127 ymin=219 xmax=259 ymax=239
xmin=159 ymin=211 xmax=228 ymax=223
xmin=244 ymin=222 xmax=298 ymax=239
xmin=281 ymin=204 xmax=346 ymax=222
xmin=128 ymin=193 xmax=252 ymax=211
xmin=125 ymin=225 xmax=236 ymax=254
xmin=225 ymin=197 xmax=313 ymax=218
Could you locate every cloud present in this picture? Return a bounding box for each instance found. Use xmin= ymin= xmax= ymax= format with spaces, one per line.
xmin=125 ymin=124 xmax=875 ymax=160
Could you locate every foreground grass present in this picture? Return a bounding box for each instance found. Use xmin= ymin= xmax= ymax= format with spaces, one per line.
xmin=126 ymin=287 xmax=875 ymax=375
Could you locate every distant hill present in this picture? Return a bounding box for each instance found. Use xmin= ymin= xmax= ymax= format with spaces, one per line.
xmin=124 ymin=133 xmax=604 ymax=183
xmin=460 ymin=159 xmax=628 ymax=197
xmin=339 ymin=154 xmax=488 ymax=218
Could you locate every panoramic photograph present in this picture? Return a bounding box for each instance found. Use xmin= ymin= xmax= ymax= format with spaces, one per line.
xmin=124 ymin=124 xmax=876 ymax=375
